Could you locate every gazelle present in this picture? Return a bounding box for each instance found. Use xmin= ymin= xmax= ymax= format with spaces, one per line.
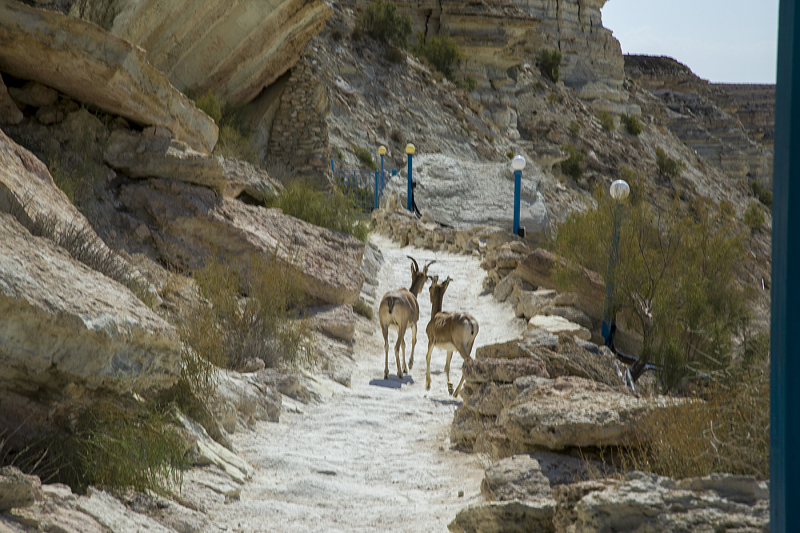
xmin=379 ymin=256 xmax=435 ymax=379
xmin=424 ymin=276 xmax=479 ymax=397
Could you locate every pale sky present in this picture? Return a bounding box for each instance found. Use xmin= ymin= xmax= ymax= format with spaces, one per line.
xmin=601 ymin=0 xmax=779 ymax=84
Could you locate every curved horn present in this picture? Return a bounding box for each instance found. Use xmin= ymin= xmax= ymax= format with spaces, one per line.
xmin=422 ymin=260 xmax=436 ymax=274
xmin=407 ymin=255 xmax=420 ymax=273
xmin=443 ymin=276 xmax=452 ymax=290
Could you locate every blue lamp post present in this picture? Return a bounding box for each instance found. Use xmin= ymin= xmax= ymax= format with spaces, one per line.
xmin=601 ymin=179 xmax=630 ymax=346
xmin=406 ymin=143 xmax=415 ymax=213
xmin=511 ymin=155 xmax=526 ymax=236
xmin=376 ymin=145 xmax=386 ymax=210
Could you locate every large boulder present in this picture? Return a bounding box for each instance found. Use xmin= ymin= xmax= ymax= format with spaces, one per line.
xmin=0 ymin=0 xmax=217 ymax=153
xmin=558 ymin=472 xmax=769 ymax=533
xmin=103 ymin=129 xmax=280 ymax=202
xmin=448 ymin=500 xmax=556 ymax=533
xmin=82 ymin=0 xmax=332 ymax=103
xmin=383 ymin=153 xmax=549 ymax=235
xmin=497 ymin=376 xmax=676 ymax=450
xmin=0 ymin=213 xmax=181 ymax=393
xmin=119 ymin=179 xmax=365 ymax=305
xmin=481 ymin=455 xmax=552 ymax=502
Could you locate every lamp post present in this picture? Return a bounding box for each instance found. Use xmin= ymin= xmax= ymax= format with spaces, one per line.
xmin=601 ymin=179 xmax=630 ymax=347
xmin=406 ymin=143 xmax=415 ymax=213
xmin=511 ymin=155 xmax=526 ymax=237
xmin=377 ymin=145 xmax=386 ymax=210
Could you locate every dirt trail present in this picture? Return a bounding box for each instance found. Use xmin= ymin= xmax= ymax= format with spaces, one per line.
xmin=209 ymin=234 xmax=525 ymax=532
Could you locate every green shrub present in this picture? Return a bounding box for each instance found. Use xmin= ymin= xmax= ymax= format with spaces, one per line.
xmin=506 ymin=151 xmax=514 ymax=160
xmin=559 ymin=144 xmax=584 ymax=180
xmin=330 ymin=27 xmax=344 ymax=41
xmin=546 ymin=92 xmax=560 ymax=104
xmin=55 ymin=399 xmax=186 ymax=495
xmin=413 ymin=32 xmax=461 ymax=79
xmin=268 ymin=181 xmax=370 ymax=241
xmin=620 ymin=113 xmax=644 ymax=136
xmin=538 ymin=49 xmax=562 ymax=83
xmin=353 ymin=146 xmax=378 ymax=170
xmin=457 ymin=76 xmax=477 ymax=92
xmin=353 ymin=299 xmax=374 ymax=320
xmin=385 ymin=46 xmax=405 ymax=63
xmin=554 ymin=184 xmax=751 ymax=390
xmin=749 ymin=180 xmax=773 ymax=207
xmin=655 ymin=147 xmax=684 ymax=180
xmin=190 ymin=90 xmax=258 ymax=165
xmin=598 ymin=111 xmax=615 ymax=131
xmin=569 ymin=120 xmax=580 ymax=136
xmin=743 ymin=201 xmax=766 ymax=232
xmin=355 ymin=0 xmax=412 ymax=48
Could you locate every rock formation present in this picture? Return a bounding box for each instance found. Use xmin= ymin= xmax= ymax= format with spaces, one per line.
xmin=119 ymin=179 xmax=366 ymax=305
xmin=0 ymin=0 xmax=217 ymax=153
xmin=73 ymin=0 xmax=332 ymax=104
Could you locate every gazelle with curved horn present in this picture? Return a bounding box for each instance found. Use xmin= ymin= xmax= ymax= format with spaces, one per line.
xmin=423 ymin=276 xmax=479 ymax=397
xmin=379 ymin=256 xmax=435 ymax=379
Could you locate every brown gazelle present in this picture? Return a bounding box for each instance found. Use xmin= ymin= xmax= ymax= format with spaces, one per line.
xmin=379 ymin=257 xmax=435 ymax=379
xmin=423 ymin=276 xmax=479 ymax=397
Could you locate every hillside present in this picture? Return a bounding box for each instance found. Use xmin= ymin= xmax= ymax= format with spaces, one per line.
xmin=0 ymin=0 xmax=773 ymax=531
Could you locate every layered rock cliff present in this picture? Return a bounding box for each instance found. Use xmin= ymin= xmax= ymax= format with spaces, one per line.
xmin=73 ymin=0 xmax=333 ymax=103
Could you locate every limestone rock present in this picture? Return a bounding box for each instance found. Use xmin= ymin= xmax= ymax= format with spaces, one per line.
xmin=541 ymin=305 xmax=593 ymax=330
xmin=308 ymin=304 xmax=356 ymax=342
xmin=451 ymin=405 xmax=497 ymax=450
xmin=86 ymin=0 xmax=333 ymax=104
xmin=0 ymin=467 xmax=40 ymax=512
xmin=104 ymin=129 xmax=280 ymax=200
xmin=461 ymin=381 xmax=520 ymax=417
xmin=564 ymin=472 xmax=769 ymax=532
xmin=0 ymin=78 xmax=23 ymax=125
xmin=497 ymin=377 xmax=676 ymax=450
xmin=383 ymin=153 xmax=549 ymax=235
xmin=0 ymin=0 xmax=217 ymax=153
xmin=7 ymin=81 xmax=57 ymax=108
xmin=448 ymin=499 xmax=555 ymax=533
xmin=177 ymin=411 xmax=254 ymax=484
xmin=77 ymin=489 xmax=174 ymax=533
xmin=257 ymin=368 xmax=314 ymax=403
xmin=462 ymin=356 xmax=549 ymax=384
xmin=528 ymin=315 xmax=591 ymax=340
xmin=0 ymin=128 xmax=94 ymax=238
xmin=0 ymin=213 xmax=181 ymax=393
xmin=213 ymin=370 xmax=282 ymax=426
xmin=513 ymin=289 xmax=557 ymax=319
xmin=119 ymin=179 xmax=365 ymax=305
xmin=481 ymin=455 xmax=552 ymax=502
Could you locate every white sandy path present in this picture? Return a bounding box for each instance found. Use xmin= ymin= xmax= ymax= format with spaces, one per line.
xmin=209 ymin=234 xmax=525 ymax=532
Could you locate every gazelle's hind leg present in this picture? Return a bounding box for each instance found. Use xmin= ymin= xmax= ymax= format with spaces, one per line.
xmin=409 ymin=322 xmax=417 ymax=370
xmin=445 ymin=350 xmax=454 ymax=395
xmin=382 ymin=325 xmax=390 ymax=380
xmin=424 ymin=343 xmax=435 ymax=390
xmin=394 ymin=323 xmax=405 ymax=378
xmin=453 ymin=341 xmax=474 ymax=398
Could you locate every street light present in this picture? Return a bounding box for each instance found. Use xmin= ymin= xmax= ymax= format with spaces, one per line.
xmin=376 ymin=145 xmax=387 ymax=210
xmin=511 ymin=155 xmax=526 ymax=237
xmin=601 ymin=179 xmax=630 ymax=347
xmin=406 ymin=143 xmax=415 ymax=213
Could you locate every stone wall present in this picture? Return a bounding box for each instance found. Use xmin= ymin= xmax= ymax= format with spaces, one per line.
xmin=266 ymin=53 xmax=332 ymax=186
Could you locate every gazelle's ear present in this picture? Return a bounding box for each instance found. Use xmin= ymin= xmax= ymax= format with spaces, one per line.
xmin=430 ymin=275 xmax=439 ymax=285
xmin=443 ymin=276 xmax=452 ymax=290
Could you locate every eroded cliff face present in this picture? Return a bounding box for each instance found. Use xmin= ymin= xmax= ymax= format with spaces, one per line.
xmin=625 ymin=55 xmax=774 ymax=184
xmin=73 ymin=0 xmax=332 ymax=103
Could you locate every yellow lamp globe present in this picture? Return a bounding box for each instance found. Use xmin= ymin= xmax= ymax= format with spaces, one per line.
xmin=378 ymin=146 xmax=387 ymax=155
xmin=405 ymin=143 xmax=415 ymax=155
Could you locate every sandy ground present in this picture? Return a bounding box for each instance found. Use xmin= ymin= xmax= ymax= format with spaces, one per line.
xmin=209 ymin=234 xmax=525 ymax=532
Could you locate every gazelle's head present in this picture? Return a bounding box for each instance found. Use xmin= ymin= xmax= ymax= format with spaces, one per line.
xmin=408 ymin=256 xmax=435 ymax=296
xmin=428 ymin=275 xmax=452 ymax=312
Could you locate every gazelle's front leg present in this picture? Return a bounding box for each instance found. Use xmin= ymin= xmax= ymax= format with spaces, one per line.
xmin=409 ymin=323 xmax=417 ymax=370
xmin=424 ymin=343 xmax=435 ymax=390
xmin=445 ymin=350 xmax=454 ymax=395
xmin=382 ymin=325 xmax=390 ymax=380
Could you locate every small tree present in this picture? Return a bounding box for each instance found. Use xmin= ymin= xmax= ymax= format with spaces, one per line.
xmin=620 ymin=113 xmax=644 ymax=136
xmin=743 ymin=201 xmax=766 ymax=232
xmin=413 ymin=32 xmax=461 ymax=79
xmin=598 ymin=111 xmax=615 ymax=131
xmin=655 ymin=147 xmax=684 ymax=180
xmin=554 ymin=176 xmax=750 ymax=390
xmin=559 ymin=144 xmax=584 ymax=180
xmin=355 ymin=0 xmax=412 ymax=48
xmin=538 ymin=49 xmax=562 ymax=83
